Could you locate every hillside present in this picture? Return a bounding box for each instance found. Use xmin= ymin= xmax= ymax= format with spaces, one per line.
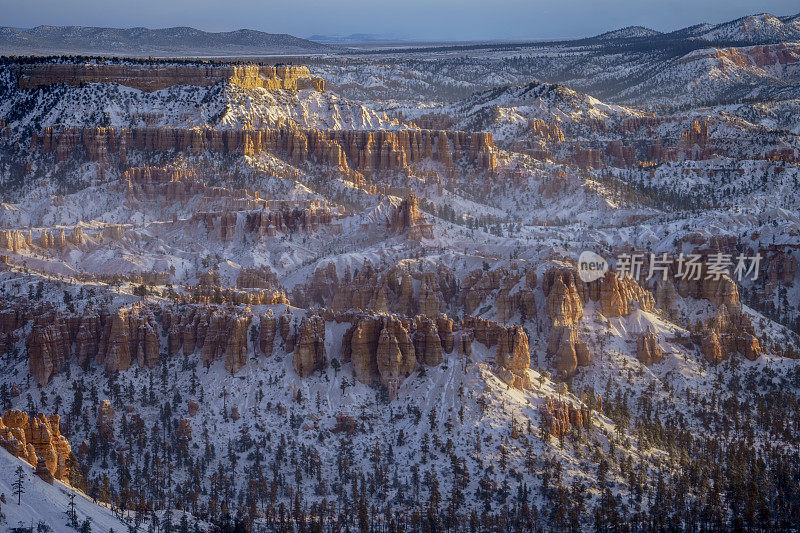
xmin=0 ymin=25 xmax=329 ymax=56
xmin=0 ymin=450 xmax=129 ymax=531
xmin=672 ymin=12 xmax=800 ymax=43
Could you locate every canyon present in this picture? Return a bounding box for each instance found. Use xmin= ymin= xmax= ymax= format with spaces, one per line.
xmin=0 ymin=25 xmax=797 ymax=530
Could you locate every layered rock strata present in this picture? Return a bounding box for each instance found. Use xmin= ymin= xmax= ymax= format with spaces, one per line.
xmin=18 ymin=63 xmax=324 ymax=92
xmin=30 ymin=126 xmax=498 ymax=174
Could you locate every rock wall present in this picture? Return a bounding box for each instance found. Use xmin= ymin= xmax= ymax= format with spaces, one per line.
xmin=163 ymin=304 xmax=254 ymax=373
xmin=461 ymin=316 xmax=532 ymax=389
xmin=293 ymin=315 xmax=327 ymax=377
xmin=26 ymin=304 xmax=162 ymax=385
xmin=292 ymin=263 xmax=457 ymax=318
xmin=15 ymin=301 xmax=281 ymax=385
xmin=544 ymin=266 xmax=590 ymax=377
xmin=343 ymin=315 xmax=418 ymax=390
xmin=17 ymin=63 xmax=324 ymax=92
xmin=338 ymin=311 xmax=532 ymax=396
xmin=587 ymin=270 xmax=655 ymax=318
xmin=4 ymin=291 xmax=534 ymax=399
xmin=30 ymin=125 xmax=498 ymax=175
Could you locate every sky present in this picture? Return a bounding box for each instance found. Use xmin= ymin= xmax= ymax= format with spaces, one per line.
xmin=0 ymin=0 xmax=797 ymax=41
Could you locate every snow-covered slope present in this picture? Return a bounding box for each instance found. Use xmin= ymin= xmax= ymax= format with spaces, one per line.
xmin=0 ymin=451 xmax=128 ymax=531
xmin=678 ymin=12 xmax=800 ymax=43
xmin=0 ymin=67 xmax=397 ymax=142
xmin=392 ymin=82 xmax=641 ymax=142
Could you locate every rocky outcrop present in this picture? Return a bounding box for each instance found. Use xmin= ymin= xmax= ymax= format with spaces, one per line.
xmin=548 ymin=324 xmax=590 ymax=377
xmin=462 ymin=267 xmax=517 ymax=316
xmin=437 ymin=316 xmax=455 ymax=353
xmin=293 ymin=263 xmax=458 ymax=318
xmin=413 ymin=316 xmax=443 ymax=367
xmin=198 ymin=307 xmax=251 ymax=373
xmin=293 ymin=315 xmax=327 ymax=377
xmin=185 ymin=284 xmax=289 ymax=306
xmin=97 ymin=400 xmax=115 ymax=442
xmin=0 ymin=227 xmax=85 ymax=253
xmin=540 ymin=399 xmax=590 ymax=439
xmin=376 ymin=318 xmax=416 ymax=400
xmin=386 ymin=193 xmax=433 ymax=240
xmin=243 ymin=206 xmax=334 ymax=236
xmin=0 ymin=230 xmax=28 ymax=252
xmin=27 ymin=314 xmax=72 ymax=386
xmin=571 ymin=146 xmax=605 ymax=169
xmin=544 ymin=267 xmax=585 ymax=325
xmin=529 ymin=119 xmax=565 ymax=142
xmin=764 ymin=248 xmax=799 ymax=293
xmin=655 ymin=279 xmax=679 ymax=320
xmin=699 ymin=304 xmax=762 ymax=364
xmin=701 ymin=329 xmax=724 ymax=364
xmin=605 ymin=141 xmax=636 ymax=166
xmin=10 ymin=299 xmax=291 ymax=383
xmin=543 ymin=266 xmax=591 ymax=377
xmin=97 ymin=304 xmax=160 ymax=373
xmin=279 ymin=311 xmax=295 ymax=351
xmin=589 ymin=271 xmax=655 ymax=318
xmin=237 ymin=266 xmax=281 ymax=289
xmin=1 ymin=410 xmax=72 ymax=482
xmin=347 ymin=317 xmax=382 ymax=384
xmin=123 ymin=165 xmax=205 ymax=202
xmin=0 ymin=307 xmax=26 ymax=356
xmin=259 ymin=311 xmax=277 ymax=357
xmin=681 ymin=119 xmax=710 ymax=147
xmin=674 ymin=272 xmax=741 ymax=313
xmin=636 ymin=326 xmax=664 ymax=365
xmin=495 ymin=326 xmax=531 ymax=389
xmin=343 ymin=313 xmax=458 ymax=395
xmin=462 ymin=316 xmax=532 ymax=388
xmin=18 ymin=63 xmax=325 ymax=92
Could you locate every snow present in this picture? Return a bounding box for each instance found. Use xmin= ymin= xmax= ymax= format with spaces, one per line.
xmin=0 ymin=451 xmax=128 ymax=532
xmin=0 ymin=35 xmax=797 ymax=527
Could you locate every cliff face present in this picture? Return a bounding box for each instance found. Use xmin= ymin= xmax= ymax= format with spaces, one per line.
xmin=15 ymin=297 xmax=534 ymax=399
xmin=587 ymin=271 xmax=655 ymax=318
xmin=26 ymin=303 xmax=161 ymax=385
xmin=29 ymin=125 xmax=497 ymax=174
xmin=292 ymin=263 xmax=458 ymax=317
xmin=543 ymin=266 xmax=590 ymax=376
xmin=17 ymin=63 xmax=325 ymax=92
xmin=18 ymin=302 xmax=263 ymax=385
xmin=293 ymin=315 xmax=328 ymax=377
xmin=340 ymin=312 xmax=532 ymax=397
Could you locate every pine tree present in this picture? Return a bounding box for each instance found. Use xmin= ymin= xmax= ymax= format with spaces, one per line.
xmin=12 ymin=465 xmax=25 ymax=505
xmin=66 ymin=492 xmax=78 ymax=527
